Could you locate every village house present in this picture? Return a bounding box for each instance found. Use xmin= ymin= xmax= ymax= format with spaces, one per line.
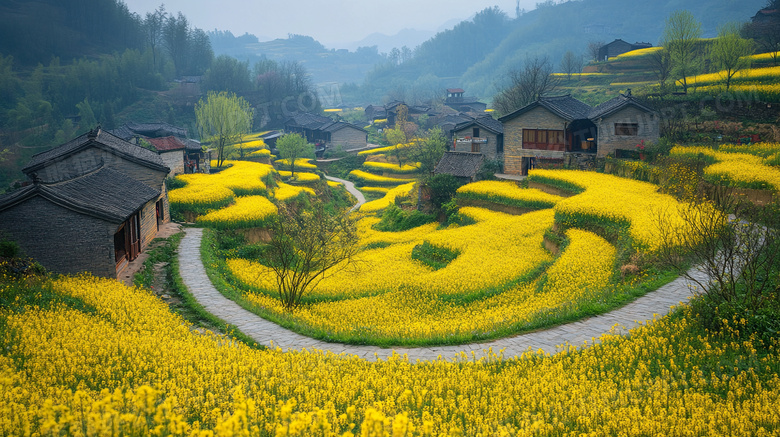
xmin=500 ymin=92 xmax=658 ymax=175
xmin=597 ymin=39 xmax=653 ymax=61
xmin=146 ymin=136 xmax=204 ymax=176
xmin=434 ymin=151 xmax=485 ymax=184
xmin=0 ymin=128 xmax=171 ymax=277
xmin=450 ymin=115 xmax=504 ymax=162
xmin=284 ymin=112 xmax=368 ymax=151
xmin=444 ymin=88 xmax=488 ymax=113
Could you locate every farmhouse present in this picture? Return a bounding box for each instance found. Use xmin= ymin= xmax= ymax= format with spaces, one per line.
xmin=500 ymin=92 xmax=658 ymax=175
xmin=597 ymin=39 xmax=653 ymax=61
xmin=444 ymin=88 xmax=488 ymax=113
xmin=434 ymin=151 xmax=485 ymax=184
xmin=450 ymin=115 xmax=504 ymax=162
xmin=0 ymin=128 xmax=171 ymax=277
xmin=284 ymin=112 xmax=367 ymax=150
xmin=146 ymin=136 xmax=205 ymax=176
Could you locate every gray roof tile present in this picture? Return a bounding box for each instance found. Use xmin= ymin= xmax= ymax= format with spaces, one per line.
xmin=434 ymin=151 xmax=484 ymax=178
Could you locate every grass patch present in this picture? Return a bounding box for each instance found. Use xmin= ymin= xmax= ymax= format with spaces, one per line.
xmin=411 ymin=241 xmax=460 ymax=270
xmin=373 ymin=204 xmax=436 ymax=232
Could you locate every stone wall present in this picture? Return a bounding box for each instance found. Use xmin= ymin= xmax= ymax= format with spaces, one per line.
xmin=503 ymin=106 xmax=568 ymax=174
xmin=0 ymin=196 xmax=118 ymax=277
xmin=36 ymin=147 xmax=168 ymax=189
xmin=331 ymin=127 xmax=367 ymax=149
xmin=451 ymin=127 xmax=502 ymax=161
xmin=595 ymin=106 xmax=659 ymax=158
xmin=159 ymin=150 xmax=184 ymax=176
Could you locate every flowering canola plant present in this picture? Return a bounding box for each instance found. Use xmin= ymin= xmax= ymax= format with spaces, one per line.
xmin=2 ymin=275 xmax=779 ymax=435
xmin=196 ymin=195 xmax=277 ymax=229
xmin=363 ymin=161 xmax=421 ymax=174
xmin=670 ymin=145 xmax=780 ymax=191
xmin=275 ymin=158 xmax=318 ymax=171
xmin=359 ymin=182 xmax=416 ymax=213
xmin=277 ymin=170 xmax=321 ymax=183
xmin=456 ymin=180 xmax=562 ymax=210
xmin=348 ymin=169 xmax=414 ymax=186
xmin=272 ymin=182 xmax=316 ymax=201
xmin=168 ymin=161 xmax=275 ymax=215
xmin=528 ymin=170 xmax=694 ymax=251
xmin=358 ymin=141 xmax=415 ymax=156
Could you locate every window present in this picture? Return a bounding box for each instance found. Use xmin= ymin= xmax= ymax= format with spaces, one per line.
xmin=473 ymin=127 xmax=480 ymax=138
xmin=522 ymin=129 xmax=565 ymax=151
xmin=497 ymin=135 xmax=504 ymax=153
xmin=615 ymin=123 xmax=639 ymax=136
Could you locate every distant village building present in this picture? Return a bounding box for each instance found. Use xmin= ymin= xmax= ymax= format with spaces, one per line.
xmin=597 ymin=39 xmax=652 ymax=61
xmin=284 ymin=112 xmax=367 ymax=151
xmin=0 ymin=128 xmax=171 ymax=277
xmin=500 ymin=91 xmax=658 ymax=175
xmin=146 ymin=136 xmax=204 ymax=176
xmin=450 ymin=115 xmax=504 ymax=162
xmin=444 ymin=88 xmax=488 ymax=113
xmin=434 ymin=151 xmax=485 ymax=184
xmin=110 ymin=121 xmax=207 ymax=175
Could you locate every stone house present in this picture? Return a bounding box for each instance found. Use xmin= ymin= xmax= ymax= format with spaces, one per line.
xmin=284 ymin=112 xmax=367 ymax=151
xmin=434 ymin=151 xmax=485 ymax=184
xmin=597 ymin=39 xmax=653 ymax=61
xmin=444 ymin=88 xmax=488 ymax=113
xmin=147 ymin=136 xmax=204 ymax=176
xmin=450 ymin=115 xmax=504 ymax=162
xmin=499 ymin=92 xmax=658 ymax=175
xmin=0 ymin=128 xmax=171 ymax=277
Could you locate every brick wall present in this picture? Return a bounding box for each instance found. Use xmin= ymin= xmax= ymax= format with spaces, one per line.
xmin=331 ymin=127 xmax=367 ymax=149
xmin=503 ymin=106 xmax=568 ymax=175
xmin=0 ymin=197 xmax=118 ymax=277
xmin=595 ymin=107 xmax=659 ymax=158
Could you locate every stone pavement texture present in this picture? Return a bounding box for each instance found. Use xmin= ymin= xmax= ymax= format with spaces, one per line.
xmin=325 ymin=175 xmax=365 ymax=211
xmin=178 ymin=226 xmax=701 ymax=362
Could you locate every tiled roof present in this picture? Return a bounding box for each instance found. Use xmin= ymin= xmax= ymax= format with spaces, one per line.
xmin=589 ymin=93 xmax=656 ymax=119
xmin=285 ymin=113 xmax=365 ymax=134
xmin=454 ymin=115 xmax=503 ymax=135
xmin=147 ymin=136 xmax=187 ymax=152
xmin=447 ymin=88 xmax=465 ymax=93
xmin=498 ymin=95 xmax=592 ymax=123
xmin=23 ymin=129 xmax=169 ymax=175
xmin=434 ymin=151 xmax=484 ymax=178
xmin=0 ymin=166 xmax=160 ymax=223
xmin=124 ymin=121 xmax=187 ymax=138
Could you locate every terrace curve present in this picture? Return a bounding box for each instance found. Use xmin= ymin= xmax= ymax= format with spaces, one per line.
xmin=178 ymin=225 xmax=702 ymax=361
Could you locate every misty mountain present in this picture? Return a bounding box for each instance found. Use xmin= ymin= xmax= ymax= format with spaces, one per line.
xmin=331 ymin=28 xmax=436 ymax=54
xmin=354 ymin=0 xmax=766 ymax=104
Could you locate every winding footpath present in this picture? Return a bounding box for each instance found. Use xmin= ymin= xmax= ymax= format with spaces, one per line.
xmin=325 ymin=175 xmax=365 ymax=211
xmin=178 ymin=176 xmax=703 ymax=361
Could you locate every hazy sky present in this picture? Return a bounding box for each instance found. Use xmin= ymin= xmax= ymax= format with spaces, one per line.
xmin=124 ymin=0 xmax=538 ymax=47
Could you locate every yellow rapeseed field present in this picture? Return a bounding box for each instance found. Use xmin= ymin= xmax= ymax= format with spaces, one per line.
xmin=359 ymin=183 xmax=416 ymax=213
xmin=362 ymin=161 xmax=421 ymax=174
xmin=456 ymin=180 xmax=562 ymax=209
xmin=196 ymin=195 xmax=277 ymax=229
xmin=348 ymin=169 xmax=415 ymax=186
xmin=272 ymin=182 xmax=316 ymax=201
xmin=670 ymin=145 xmax=780 ymax=191
xmin=2 ymin=275 xmax=779 ymax=435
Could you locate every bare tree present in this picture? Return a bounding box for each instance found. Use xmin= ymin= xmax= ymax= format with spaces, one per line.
xmin=263 ymin=201 xmax=361 ymax=309
xmin=656 ymin=183 xmax=780 ymax=315
xmin=587 ymin=41 xmax=604 ymax=62
xmin=560 ymin=50 xmax=584 ymax=80
xmin=143 ymin=4 xmax=167 ymax=71
xmin=743 ymin=16 xmax=780 ymax=66
xmin=492 ymin=55 xmax=560 ymax=115
xmin=649 ymin=48 xmax=672 ymax=90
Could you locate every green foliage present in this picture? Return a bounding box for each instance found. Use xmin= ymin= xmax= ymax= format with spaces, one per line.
xmin=426 ymin=173 xmax=460 ymax=210
xmin=195 ymin=91 xmax=253 ymax=168
xmin=441 ymin=199 xmax=477 ymax=228
xmin=276 ymin=133 xmax=314 ymax=177
xmin=710 ymin=23 xmax=754 ymax=90
xmin=411 ymin=241 xmax=460 ymax=270
xmin=165 ymin=177 xmax=187 ymax=191
xmin=526 ymin=174 xmax=586 ymax=195
xmin=0 ymin=239 xmax=20 ymax=258
xmin=409 ymin=126 xmax=446 ymax=179
xmin=373 ymin=204 xmax=436 ymax=232
xmin=662 ymin=10 xmax=704 ymax=93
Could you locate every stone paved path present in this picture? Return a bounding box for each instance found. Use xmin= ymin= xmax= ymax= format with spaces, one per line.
xmin=178 ymin=227 xmax=702 ymax=361
xmin=325 ymin=175 xmax=365 ymax=211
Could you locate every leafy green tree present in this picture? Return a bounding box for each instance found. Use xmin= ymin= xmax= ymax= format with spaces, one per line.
xmin=195 ymin=91 xmax=253 ymax=168
xmin=711 ymin=23 xmax=754 ymax=90
xmin=76 ymin=98 xmax=97 ymax=133
xmin=662 ymin=10 xmax=703 ymax=93
xmin=276 ymin=133 xmax=314 ymax=177
xmin=263 ymin=200 xmax=360 ymax=309
xmin=427 ymin=173 xmax=460 ymax=210
xmin=410 ymin=126 xmax=446 ymax=179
